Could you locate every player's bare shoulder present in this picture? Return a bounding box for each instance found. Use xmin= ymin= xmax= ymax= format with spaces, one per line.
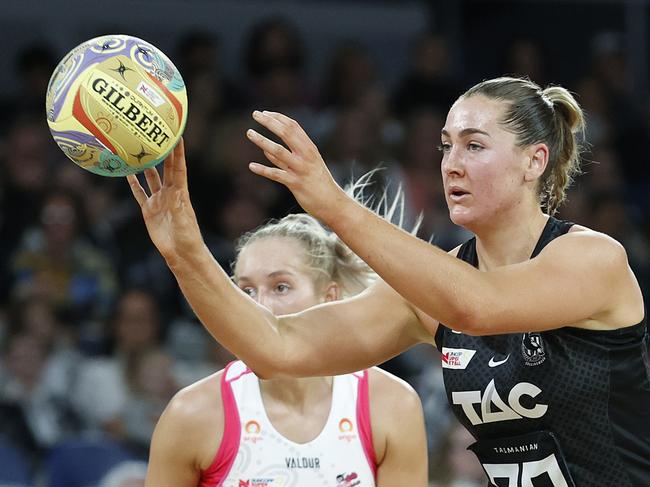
xmin=167 ymin=371 xmax=223 ymax=419
xmin=535 ymin=222 xmax=634 ymax=275
xmin=542 ymin=223 xmax=644 ymax=325
xmin=367 ymin=367 xmax=422 ymax=414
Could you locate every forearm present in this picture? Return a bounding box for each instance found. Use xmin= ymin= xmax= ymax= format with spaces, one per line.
xmin=323 ymin=198 xmax=487 ymax=331
xmin=171 ymin=245 xmax=425 ymax=376
xmin=165 ymin=243 xmax=286 ymax=376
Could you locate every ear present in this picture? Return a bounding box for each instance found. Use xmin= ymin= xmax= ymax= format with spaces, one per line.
xmin=524 ymin=143 xmax=549 ymax=182
xmin=323 ymin=281 xmax=341 ymax=302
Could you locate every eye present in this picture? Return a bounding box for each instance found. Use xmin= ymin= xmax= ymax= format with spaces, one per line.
xmin=437 ymin=142 xmax=451 ymax=153
xmin=275 ymin=283 xmax=291 ymax=294
xmin=468 ymin=142 xmax=483 ymax=151
xmin=241 ymin=287 xmax=256 ymax=298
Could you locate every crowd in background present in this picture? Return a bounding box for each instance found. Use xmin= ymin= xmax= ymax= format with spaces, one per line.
xmin=0 ymin=12 xmax=648 ymax=487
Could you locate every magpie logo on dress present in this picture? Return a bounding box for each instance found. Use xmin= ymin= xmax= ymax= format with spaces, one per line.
xmin=521 ymin=332 xmax=546 ymax=366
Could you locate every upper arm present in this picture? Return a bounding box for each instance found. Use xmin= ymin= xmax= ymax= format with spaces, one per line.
xmin=269 ymin=280 xmax=435 ymax=378
xmin=370 ymin=369 xmax=428 ymax=487
xmin=468 ymin=230 xmax=644 ymax=334
xmin=145 ymin=377 xmax=223 ymax=487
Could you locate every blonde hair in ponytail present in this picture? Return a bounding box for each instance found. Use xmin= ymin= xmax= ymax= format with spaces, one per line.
xmin=234 ymin=170 xmax=418 ymax=298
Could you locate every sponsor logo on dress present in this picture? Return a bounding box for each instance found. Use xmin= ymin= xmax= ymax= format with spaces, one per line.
xmin=441 ymin=347 xmax=476 ymax=369
xmin=238 ymin=479 xmax=275 ymax=487
xmin=492 ymin=442 xmax=539 ymax=454
xmin=452 ymin=379 xmax=548 ymax=425
xmin=521 ymin=333 xmax=546 ymax=366
xmin=285 ymin=456 xmax=320 ymax=469
xmin=488 ymin=354 xmax=510 ymax=368
xmin=338 ymin=418 xmax=356 ymax=442
xmin=243 ymin=419 xmax=262 ymax=443
xmin=336 ymin=472 xmax=361 ymax=487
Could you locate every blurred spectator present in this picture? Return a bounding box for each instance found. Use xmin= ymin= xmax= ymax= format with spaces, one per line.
xmin=168 ymin=318 xmax=235 ymax=387
xmin=320 ymin=41 xmax=377 ymax=111
xmin=588 ymin=31 xmax=649 ymax=184
xmin=0 ymin=44 xmax=56 ymax=126
xmin=391 ymin=33 xmax=460 ymax=119
xmin=9 ymin=189 xmax=117 ymax=323
xmin=71 ymin=289 xmax=164 ymax=437
xmin=243 ymin=18 xmax=310 ymax=112
xmin=0 ymin=116 xmax=53 ymax=299
xmin=175 ymin=31 xmax=245 ymax=159
xmin=121 ymin=349 xmax=178 ymax=454
xmin=502 ymin=38 xmax=549 ymax=86
xmin=0 ymin=329 xmax=79 ymax=451
xmin=322 ymin=105 xmax=394 ymax=185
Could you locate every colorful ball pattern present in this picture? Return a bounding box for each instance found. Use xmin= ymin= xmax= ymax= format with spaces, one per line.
xmin=45 ymin=34 xmax=188 ymax=176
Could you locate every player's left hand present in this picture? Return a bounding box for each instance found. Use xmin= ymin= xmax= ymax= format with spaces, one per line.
xmin=246 ymin=111 xmax=348 ymax=223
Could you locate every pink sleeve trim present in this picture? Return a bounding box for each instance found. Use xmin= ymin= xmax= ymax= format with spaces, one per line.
xmin=199 ymin=361 xmax=242 ymax=487
xmin=356 ymin=369 xmax=377 ymax=480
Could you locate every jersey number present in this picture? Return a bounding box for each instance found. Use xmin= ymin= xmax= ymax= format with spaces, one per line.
xmin=483 ymin=453 xmax=570 ymax=487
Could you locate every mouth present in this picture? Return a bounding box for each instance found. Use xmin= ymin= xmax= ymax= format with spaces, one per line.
xmin=448 ymin=187 xmax=470 ymax=202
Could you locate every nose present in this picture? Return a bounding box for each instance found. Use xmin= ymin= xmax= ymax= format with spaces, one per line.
xmin=441 ymin=146 xmax=465 ymax=177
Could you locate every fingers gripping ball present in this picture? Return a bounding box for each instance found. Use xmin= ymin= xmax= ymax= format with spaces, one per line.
xmin=45 ymin=34 xmax=188 ymax=176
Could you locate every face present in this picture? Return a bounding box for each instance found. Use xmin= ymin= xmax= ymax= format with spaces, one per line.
xmin=234 ymin=237 xmax=335 ymax=316
xmin=114 ymin=291 xmax=160 ymax=352
xmin=440 ymin=95 xmax=531 ymax=229
xmin=41 ymin=194 xmax=78 ymax=245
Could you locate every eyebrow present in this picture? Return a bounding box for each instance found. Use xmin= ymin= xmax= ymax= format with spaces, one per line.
xmin=441 ymin=128 xmax=491 ymax=138
xmin=236 ymin=270 xmax=295 ymax=282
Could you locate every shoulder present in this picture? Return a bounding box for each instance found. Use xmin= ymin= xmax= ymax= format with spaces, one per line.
xmin=539 ymin=224 xmax=632 ymax=272
xmin=165 ymin=370 xmax=224 ymax=424
xmin=546 ymin=223 xmax=625 ymax=254
xmin=367 ymin=367 xmax=423 ymax=418
xmin=366 ymin=368 xmax=425 ymax=463
xmin=538 ymin=224 xmax=644 ymax=325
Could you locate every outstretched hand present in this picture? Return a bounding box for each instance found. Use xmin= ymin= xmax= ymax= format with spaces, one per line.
xmin=126 ymin=138 xmax=203 ymax=262
xmin=246 ymin=111 xmax=348 ymax=222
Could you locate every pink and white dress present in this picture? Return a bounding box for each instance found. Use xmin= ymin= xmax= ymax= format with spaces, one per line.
xmin=199 ymin=360 xmax=377 ymax=487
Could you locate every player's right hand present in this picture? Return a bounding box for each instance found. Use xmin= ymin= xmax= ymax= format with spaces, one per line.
xmin=127 ymin=138 xmax=204 ymax=263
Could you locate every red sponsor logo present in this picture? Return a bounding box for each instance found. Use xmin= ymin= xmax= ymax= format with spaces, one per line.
xmin=238 ymin=479 xmax=274 ymax=487
xmin=336 ymin=472 xmax=360 ymax=487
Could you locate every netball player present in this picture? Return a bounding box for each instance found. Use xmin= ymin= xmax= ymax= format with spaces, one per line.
xmin=129 ymin=77 xmax=649 ymax=486
xmin=143 ymin=212 xmax=428 ymax=486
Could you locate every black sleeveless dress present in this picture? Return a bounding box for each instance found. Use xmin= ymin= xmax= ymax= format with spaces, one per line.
xmin=435 ymin=217 xmax=650 ymax=486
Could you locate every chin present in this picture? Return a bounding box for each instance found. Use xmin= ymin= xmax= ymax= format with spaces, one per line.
xmin=448 ymin=206 xmax=477 ymax=229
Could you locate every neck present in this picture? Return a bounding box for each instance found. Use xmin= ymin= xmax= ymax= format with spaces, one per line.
xmin=259 ymin=376 xmax=333 ymax=413
xmin=473 ymin=202 xmax=549 ymax=270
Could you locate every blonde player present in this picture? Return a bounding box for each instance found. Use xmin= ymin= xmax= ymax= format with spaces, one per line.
xmin=144 ymin=212 xmax=428 ymax=486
